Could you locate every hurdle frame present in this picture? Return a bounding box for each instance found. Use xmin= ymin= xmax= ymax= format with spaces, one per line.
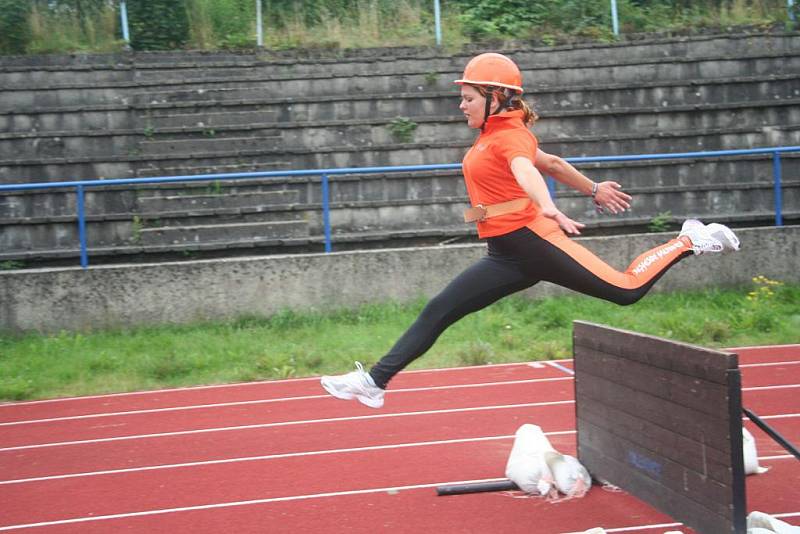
xmin=573 ymin=321 xmax=746 ymax=534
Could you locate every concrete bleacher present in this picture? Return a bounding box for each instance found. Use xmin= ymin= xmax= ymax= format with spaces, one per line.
xmin=1 ymin=31 xmax=798 ymax=264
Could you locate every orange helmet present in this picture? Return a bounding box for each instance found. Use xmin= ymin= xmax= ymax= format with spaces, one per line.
xmin=454 ymin=52 xmax=523 ymax=93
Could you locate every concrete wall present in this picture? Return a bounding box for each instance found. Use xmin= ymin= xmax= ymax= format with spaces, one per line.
xmin=1 ymin=226 xmax=797 ymax=333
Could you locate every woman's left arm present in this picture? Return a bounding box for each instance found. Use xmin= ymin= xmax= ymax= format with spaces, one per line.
xmin=534 ymin=148 xmax=632 ymax=214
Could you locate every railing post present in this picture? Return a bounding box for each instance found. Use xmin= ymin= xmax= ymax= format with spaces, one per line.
xmin=546 ymin=176 xmax=557 ymax=198
xmin=256 ymin=0 xmax=264 ymax=47
xmin=434 ymin=0 xmax=442 ymax=46
xmin=76 ymin=185 xmax=89 ymax=268
xmin=610 ymin=0 xmax=620 ymax=36
xmin=321 ymin=174 xmax=332 ymax=253
xmin=772 ymin=152 xmax=784 ymax=227
xmin=119 ymin=0 xmax=130 ymax=45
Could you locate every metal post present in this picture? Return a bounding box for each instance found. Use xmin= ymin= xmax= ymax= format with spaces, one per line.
xmin=256 ymin=0 xmax=264 ymax=47
xmin=744 ymin=407 xmax=800 ymax=460
xmin=321 ymin=174 xmax=332 ymax=253
xmin=77 ymin=185 xmax=89 ymax=269
xmin=610 ymin=0 xmax=620 ymax=36
xmin=120 ymin=0 xmax=130 ymax=44
xmin=790 ymin=0 xmax=797 ymax=22
xmin=773 ymin=152 xmax=784 ymax=226
xmin=546 ymin=176 xmax=557 ymax=199
xmin=434 ymin=0 xmax=442 ymax=46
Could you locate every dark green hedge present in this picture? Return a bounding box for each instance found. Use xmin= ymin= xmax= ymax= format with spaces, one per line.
xmin=127 ymin=0 xmax=190 ymax=50
xmin=0 ymin=0 xmax=32 ymax=54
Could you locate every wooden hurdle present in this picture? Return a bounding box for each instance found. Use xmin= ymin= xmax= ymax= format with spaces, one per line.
xmin=573 ymin=321 xmax=746 ymax=534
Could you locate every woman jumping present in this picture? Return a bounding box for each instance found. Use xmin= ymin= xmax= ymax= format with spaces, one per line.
xmin=321 ymin=52 xmax=740 ymax=409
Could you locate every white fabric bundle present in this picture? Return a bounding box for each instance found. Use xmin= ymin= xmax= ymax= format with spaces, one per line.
xmin=546 ymin=450 xmax=592 ymax=497
xmin=505 ymin=424 xmax=591 ymax=498
xmin=747 ymin=511 xmax=800 ymax=533
xmin=505 ymin=424 xmax=556 ymax=496
xmin=743 ymin=428 xmax=770 ymax=475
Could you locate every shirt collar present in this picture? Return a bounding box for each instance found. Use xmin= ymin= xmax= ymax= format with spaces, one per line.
xmin=483 ymin=109 xmax=525 ymax=133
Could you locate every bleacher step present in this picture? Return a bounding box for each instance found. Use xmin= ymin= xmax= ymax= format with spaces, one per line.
xmin=139 ymin=220 xmax=309 ymax=245
xmin=141 ymin=109 xmax=278 ymax=129
xmin=138 ymin=134 xmax=281 ymax=156
xmin=137 ymin=190 xmax=299 ymax=212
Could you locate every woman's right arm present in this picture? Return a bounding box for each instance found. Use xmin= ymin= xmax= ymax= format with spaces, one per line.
xmin=510 ymin=156 xmax=585 ymax=235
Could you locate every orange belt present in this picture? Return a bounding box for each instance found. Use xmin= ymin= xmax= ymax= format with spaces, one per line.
xmin=463 ymin=198 xmax=531 ymax=223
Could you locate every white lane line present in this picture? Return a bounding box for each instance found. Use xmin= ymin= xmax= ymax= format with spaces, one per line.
xmin=564 ymin=512 xmax=800 ymax=534
xmin=740 ymin=360 xmax=800 ymax=368
xmin=725 ymin=344 xmax=800 ymax=351
xmin=0 ymin=434 xmax=518 ymax=485
xmin=0 ymin=377 xmax=573 ymax=427
xmin=0 ymin=431 xmax=567 ymax=486
xmin=560 ymin=511 xmax=800 ymax=533
xmin=3 ymin=480 xmax=798 ymax=532
xmin=0 ymin=361 xmax=553 ymax=408
xmin=545 ymin=360 xmax=575 ymax=376
xmin=0 ymin=477 xmax=510 ymax=531
xmin=750 ymin=413 xmax=800 ymax=420
xmin=1 ymin=432 xmax=790 ymax=488
xmin=1 ymin=387 xmax=796 ymax=452
xmin=744 ymin=384 xmax=800 ymax=392
xmin=3 ymin=376 xmax=793 ymax=428
xmin=562 ymin=522 xmax=684 ymax=534
xmin=0 ymin=395 xmax=330 ymax=426
xmin=760 ymin=454 xmax=796 ymax=461
xmin=4 ymin=373 xmax=794 ymax=428
xmin=0 ymin=400 xmax=575 ymax=452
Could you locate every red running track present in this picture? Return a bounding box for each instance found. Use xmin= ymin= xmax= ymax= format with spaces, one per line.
xmin=0 ymin=345 xmax=798 ymax=533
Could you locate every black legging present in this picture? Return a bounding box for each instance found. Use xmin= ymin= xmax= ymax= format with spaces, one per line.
xmin=368 ymin=225 xmax=690 ymax=389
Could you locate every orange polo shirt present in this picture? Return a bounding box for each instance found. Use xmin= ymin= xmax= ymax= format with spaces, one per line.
xmin=462 ymin=110 xmax=539 ymax=238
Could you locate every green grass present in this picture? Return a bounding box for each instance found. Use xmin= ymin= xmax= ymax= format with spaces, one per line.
xmin=1 ymin=280 xmax=798 ymax=402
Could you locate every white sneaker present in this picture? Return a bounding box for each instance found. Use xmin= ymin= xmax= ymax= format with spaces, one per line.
xmin=706 ymin=223 xmax=740 ymax=252
xmin=321 ymin=362 xmax=385 ymax=408
xmin=678 ymin=219 xmax=724 ymax=255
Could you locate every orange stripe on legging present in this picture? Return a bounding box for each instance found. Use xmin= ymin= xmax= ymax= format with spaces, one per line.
xmin=526 ymin=217 xmax=691 ymax=290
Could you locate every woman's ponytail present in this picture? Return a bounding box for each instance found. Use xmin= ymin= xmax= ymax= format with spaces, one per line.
xmin=473 ymin=84 xmax=539 ymax=126
xmin=502 ymin=92 xmax=538 ymax=126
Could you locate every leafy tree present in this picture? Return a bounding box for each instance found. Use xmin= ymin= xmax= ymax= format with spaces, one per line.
xmin=127 ymin=0 xmax=190 ymax=50
xmin=453 ymin=0 xmax=611 ymax=39
xmin=454 ymin=0 xmax=547 ymax=38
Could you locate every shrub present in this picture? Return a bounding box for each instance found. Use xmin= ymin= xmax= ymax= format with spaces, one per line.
xmin=0 ymin=0 xmax=32 ymax=54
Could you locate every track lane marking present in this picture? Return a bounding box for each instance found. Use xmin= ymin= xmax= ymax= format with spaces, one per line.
xmin=0 ymin=400 xmax=575 ymax=452
xmin=560 ymin=511 xmax=800 ymax=533
xmin=3 ymin=435 xmax=793 ymax=487
xmin=3 ymin=378 xmax=795 ymax=427
xmin=0 ymin=431 xmax=570 ymax=485
xmin=0 ymin=360 xmax=572 ymax=408
xmin=544 ymin=360 xmax=575 ymax=376
xmin=0 ymin=377 xmax=573 ymax=427
xmin=2 ymin=480 xmax=798 ymax=532
xmin=2 ymin=388 xmax=797 ymax=452
xmin=0 ymin=477 xmax=509 ymax=531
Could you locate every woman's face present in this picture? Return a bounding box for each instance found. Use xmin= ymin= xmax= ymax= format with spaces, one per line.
xmin=459 ymin=84 xmax=495 ymax=129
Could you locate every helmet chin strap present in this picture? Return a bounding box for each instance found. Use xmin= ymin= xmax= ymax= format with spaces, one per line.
xmin=480 ymin=87 xmax=517 ymax=131
xmin=480 ymin=87 xmax=495 ymax=131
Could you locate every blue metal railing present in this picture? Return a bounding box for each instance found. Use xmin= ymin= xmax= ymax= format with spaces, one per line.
xmin=1 ymin=146 xmax=797 ymax=269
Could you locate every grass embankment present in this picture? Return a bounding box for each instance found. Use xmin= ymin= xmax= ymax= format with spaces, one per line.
xmin=1 ymin=277 xmax=798 ymax=402
xmin=10 ymin=0 xmax=796 ymax=55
